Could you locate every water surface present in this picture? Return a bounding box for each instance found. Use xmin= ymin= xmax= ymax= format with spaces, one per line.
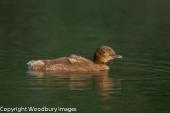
xmin=0 ymin=0 xmax=170 ymax=113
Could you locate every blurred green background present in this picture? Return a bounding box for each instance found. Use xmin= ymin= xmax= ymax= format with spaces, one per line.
xmin=0 ymin=0 xmax=170 ymax=113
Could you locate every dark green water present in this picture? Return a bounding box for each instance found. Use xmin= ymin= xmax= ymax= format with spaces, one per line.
xmin=0 ymin=0 xmax=170 ymax=113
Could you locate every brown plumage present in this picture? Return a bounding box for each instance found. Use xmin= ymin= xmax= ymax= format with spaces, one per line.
xmin=27 ymin=45 xmax=122 ymax=73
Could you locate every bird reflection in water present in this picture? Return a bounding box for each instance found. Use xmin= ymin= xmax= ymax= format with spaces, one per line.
xmin=27 ymin=71 xmax=121 ymax=99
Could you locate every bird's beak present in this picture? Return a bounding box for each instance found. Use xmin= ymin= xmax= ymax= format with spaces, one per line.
xmin=115 ymin=55 xmax=123 ymax=59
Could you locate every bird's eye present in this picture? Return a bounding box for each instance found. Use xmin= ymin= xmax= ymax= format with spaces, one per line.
xmin=108 ymin=51 xmax=114 ymax=56
xmin=104 ymin=52 xmax=109 ymax=56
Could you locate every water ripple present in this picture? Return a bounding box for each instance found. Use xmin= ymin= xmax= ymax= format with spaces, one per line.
xmin=116 ymin=57 xmax=170 ymax=73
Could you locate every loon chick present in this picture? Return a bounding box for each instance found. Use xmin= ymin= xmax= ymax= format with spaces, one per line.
xmin=27 ymin=45 xmax=122 ymax=73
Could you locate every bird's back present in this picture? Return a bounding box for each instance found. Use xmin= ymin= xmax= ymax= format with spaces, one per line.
xmin=27 ymin=55 xmax=109 ymax=73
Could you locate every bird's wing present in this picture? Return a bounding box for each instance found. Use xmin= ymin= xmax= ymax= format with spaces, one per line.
xmin=43 ymin=55 xmax=92 ymax=66
xmin=68 ymin=54 xmax=93 ymax=64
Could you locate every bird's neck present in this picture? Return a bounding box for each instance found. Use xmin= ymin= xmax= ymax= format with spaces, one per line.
xmin=93 ymin=59 xmax=105 ymax=64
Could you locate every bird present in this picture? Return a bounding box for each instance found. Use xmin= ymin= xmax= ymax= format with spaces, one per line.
xmin=27 ymin=45 xmax=122 ymax=73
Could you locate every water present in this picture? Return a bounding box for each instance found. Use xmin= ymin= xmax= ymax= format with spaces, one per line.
xmin=0 ymin=0 xmax=170 ymax=113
